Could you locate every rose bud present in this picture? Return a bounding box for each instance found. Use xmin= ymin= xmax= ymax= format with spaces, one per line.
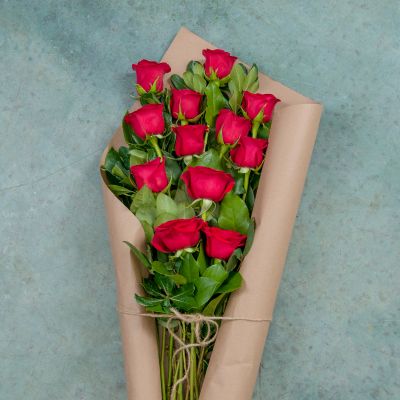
xmin=215 ymin=109 xmax=251 ymax=144
xmin=171 ymin=89 xmax=203 ymax=120
xmin=242 ymin=91 xmax=281 ymax=122
xmin=202 ymin=225 xmax=247 ymax=260
xmin=173 ymin=124 xmax=207 ymax=157
xmin=151 ymin=217 xmax=206 ymax=253
xmin=181 ymin=166 xmax=235 ymax=202
xmin=230 ymin=136 xmax=268 ymax=169
xmin=130 ymin=157 xmax=168 ymax=193
xmin=132 ymin=59 xmax=171 ymax=92
xmin=202 ymin=49 xmax=237 ymax=79
xmin=124 ymin=104 xmax=165 ymax=140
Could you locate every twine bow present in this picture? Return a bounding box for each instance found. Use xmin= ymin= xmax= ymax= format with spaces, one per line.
xmin=118 ymin=307 xmax=271 ymax=400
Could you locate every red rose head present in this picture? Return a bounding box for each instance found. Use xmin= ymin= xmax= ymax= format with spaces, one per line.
xmin=230 ymin=136 xmax=268 ymax=169
xmin=202 ymin=225 xmax=247 ymax=260
xmin=130 ymin=157 xmax=168 ymax=193
xmin=151 ymin=217 xmax=206 ymax=253
xmin=215 ymin=109 xmax=251 ymax=144
xmin=181 ymin=166 xmax=235 ymax=202
xmin=132 ymin=59 xmax=171 ymax=92
xmin=170 ymin=89 xmax=203 ymax=120
xmin=242 ymin=91 xmax=281 ymax=122
xmin=124 ymin=104 xmax=165 ymax=140
xmin=172 ymin=124 xmax=207 ymax=157
xmin=202 ymin=49 xmax=237 ymax=79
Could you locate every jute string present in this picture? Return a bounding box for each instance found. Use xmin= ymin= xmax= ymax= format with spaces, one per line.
xmin=118 ymin=307 xmax=271 ymax=400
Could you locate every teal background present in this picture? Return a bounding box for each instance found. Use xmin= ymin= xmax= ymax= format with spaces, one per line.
xmin=1 ymin=1 xmax=399 ymax=399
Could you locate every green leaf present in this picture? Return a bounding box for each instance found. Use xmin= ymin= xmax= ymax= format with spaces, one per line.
xmin=141 ymin=220 xmax=154 ymax=242
xmin=202 ymin=293 xmax=227 ymax=316
xmin=154 ymin=213 xmax=177 ymax=227
xmin=165 ymin=157 xmax=182 ymax=183
xmin=129 ymin=148 xmax=148 ymax=166
xmin=170 ymin=74 xmax=188 ymax=90
xmin=156 ymin=193 xmax=178 ymax=217
xmin=131 ymin=185 xmax=155 ymax=212
xmin=180 ymin=253 xmax=200 ymax=283
xmin=118 ymin=146 xmax=130 ymax=169
xmin=170 ymin=283 xmax=197 ymax=311
xmin=232 ymin=170 xmax=245 ymax=195
xmin=230 ymin=63 xmax=246 ymax=93
xmin=218 ymin=193 xmax=250 ymax=234
xmin=243 ymin=218 xmax=255 ymax=256
xmin=202 ymin=264 xmax=228 ymax=284
xmin=204 ymin=81 xmax=227 ymax=127
xmin=155 ymin=273 xmax=174 ymax=295
xmin=216 ymin=272 xmax=243 ymax=294
xmin=135 ymin=206 xmax=157 ymax=226
xmin=193 ymin=74 xmax=206 ymax=94
xmin=103 ymin=148 xmax=120 ymax=174
xmin=174 ymin=189 xmax=190 ymax=203
xmin=191 ymin=148 xmax=222 ymax=170
xmin=135 ymin=294 xmax=165 ymax=311
xmin=197 ymin=244 xmax=207 ymax=274
xmin=225 ymin=248 xmax=242 ymax=272
xmin=243 ymin=64 xmax=259 ymax=92
xmin=228 ymin=80 xmax=242 ymax=113
xmin=244 ymin=184 xmax=255 ymax=211
xmin=124 ymin=241 xmax=151 ymax=269
xmin=151 ymin=261 xmax=187 ymax=285
xmin=183 ymin=71 xmax=194 ymax=88
xmin=107 ymin=185 xmax=133 ymax=196
xmin=187 ymin=61 xmax=204 ymax=76
xmin=177 ymin=202 xmax=195 ymax=219
xmin=258 ymin=121 xmax=271 ymax=139
xmin=142 ymin=278 xmax=164 ymax=297
xmin=194 ymin=277 xmax=219 ymax=308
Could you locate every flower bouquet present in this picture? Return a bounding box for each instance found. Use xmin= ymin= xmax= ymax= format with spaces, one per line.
xmin=100 ymin=28 xmax=322 ymax=400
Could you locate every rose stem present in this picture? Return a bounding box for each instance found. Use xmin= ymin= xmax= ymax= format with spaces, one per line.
xmin=203 ymin=129 xmax=209 ymax=152
xmin=196 ymin=346 xmax=205 ymax=382
xmin=219 ymin=144 xmax=229 ymax=160
xmin=179 ymin=322 xmax=186 ymax=400
xmin=148 ymin=135 xmax=163 ymax=159
xmin=189 ymin=323 xmax=197 ymax=400
xmin=251 ymin=121 xmax=260 ymax=138
xmin=242 ymin=170 xmax=250 ymax=200
xmin=160 ymin=326 xmax=167 ymax=400
xmin=167 ymin=331 xmax=174 ymax=395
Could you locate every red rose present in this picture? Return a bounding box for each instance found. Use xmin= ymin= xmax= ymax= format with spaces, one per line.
xmin=132 ymin=59 xmax=171 ymax=92
xmin=173 ymin=124 xmax=207 ymax=156
xmin=202 ymin=49 xmax=237 ymax=79
xmin=230 ymin=136 xmax=268 ymax=169
xmin=170 ymin=89 xmax=203 ymax=120
xmin=124 ymin=104 xmax=165 ymax=140
xmin=130 ymin=157 xmax=168 ymax=193
xmin=242 ymin=91 xmax=281 ymax=122
xmin=151 ymin=217 xmax=206 ymax=253
xmin=202 ymin=225 xmax=247 ymax=260
xmin=181 ymin=166 xmax=235 ymax=202
xmin=215 ymin=109 xmax=251 ymax=144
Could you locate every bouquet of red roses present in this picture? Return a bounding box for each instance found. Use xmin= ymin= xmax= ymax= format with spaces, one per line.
xmin=102 ymin=47 xmax=280 ymax=399
xmin=101 ymin=27 xmax=322 ymax=400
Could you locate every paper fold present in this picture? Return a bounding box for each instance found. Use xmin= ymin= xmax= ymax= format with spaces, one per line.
xmin=100 ymin=27 xmax=322 ymax=400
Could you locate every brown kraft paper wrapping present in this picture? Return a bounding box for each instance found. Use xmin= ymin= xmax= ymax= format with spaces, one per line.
xmin=100 ymin=27 xmax=322 ymax=400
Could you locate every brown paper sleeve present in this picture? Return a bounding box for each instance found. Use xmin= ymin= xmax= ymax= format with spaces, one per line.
xmin=100 ymin=27 xmax=322 ymax=400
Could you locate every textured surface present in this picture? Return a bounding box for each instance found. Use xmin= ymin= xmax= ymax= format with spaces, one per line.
xmin=0 ymin=1 xmax=399 ymax=399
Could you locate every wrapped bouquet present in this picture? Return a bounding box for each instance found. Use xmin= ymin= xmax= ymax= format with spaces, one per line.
xmin=100 ymin=28 xmax=322 ymax=400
